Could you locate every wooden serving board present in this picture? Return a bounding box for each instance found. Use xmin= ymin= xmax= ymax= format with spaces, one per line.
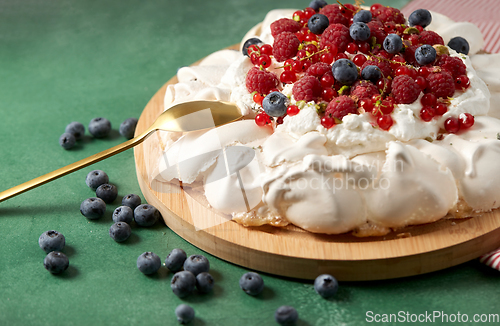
xmin=133 ymin=50 xmax=500 ymax=281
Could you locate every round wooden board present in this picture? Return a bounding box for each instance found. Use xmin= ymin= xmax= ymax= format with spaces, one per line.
xmin=133 ymin=48 xmax=500 ymax=281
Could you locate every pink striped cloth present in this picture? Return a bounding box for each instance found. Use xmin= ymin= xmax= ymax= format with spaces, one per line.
xmin=403 ymin=0 xmax=500 ymax=270
xmin=402 ymin=0 xmax=500 ymax=53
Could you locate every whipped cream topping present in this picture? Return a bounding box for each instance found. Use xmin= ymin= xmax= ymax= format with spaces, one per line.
xmin=158 ymin=8 xmax=500 ymax=235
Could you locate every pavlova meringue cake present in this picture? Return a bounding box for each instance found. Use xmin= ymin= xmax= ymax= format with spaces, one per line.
xmin=155 ymin=2 xmax=500 ymax=237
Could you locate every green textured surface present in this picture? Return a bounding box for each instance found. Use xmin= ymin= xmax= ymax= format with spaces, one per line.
xmin=1 ymin=0 xmax=499 ymax=325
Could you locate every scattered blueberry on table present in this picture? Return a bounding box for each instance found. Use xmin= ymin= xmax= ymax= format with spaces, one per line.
xmin=65 ymin=121 xmax=85 ymax=141
xmin=134 ymin=204 xmax=160 ymax=227
xmin=165 ymin=248 xmax=187 ymax=273
xmin=112 ymin=206 xmax=134 ymax=224
xmin=109 ymin=222 xmax=132 ymax=242
xmin=314 ymin=274 xmax=338 ymax=299
xmin=195 ymin=272 xmax=214 ymax=294
xmin=95 ymin=183 xmax=118 ymax=203
xmin=137 ymin=252 xmax=161 ymax=275
xmin=85 ymin=170 xmax=109 ymax=190
xmin=274 ymin=305 xmax=299 ymax=326
xmin=80 ymin=197 xmax=106 ymax=220
xmin=38 ymin=230 xmax=65 ymax=253
xmin=43 ymin=251 xmax=69 ymax=274
xmin=239 ymin=272 xmax=264 ymax=296
xmin=88 ymin=117 xmax=111 ymax=138
xmin=121 ymin=193 xmax=141 ymax=210
xmin=175 ymin=304 xmax=195 ymax=324
xmin=59 ymin=132 xmax=76 ymax=150
xmin=171 ymin=271 xmax=196 ymax=298
xmin=119 ymin=117 xmax=138 ymax=139
xmin=183 ymin=254 xmax=210 ymax=276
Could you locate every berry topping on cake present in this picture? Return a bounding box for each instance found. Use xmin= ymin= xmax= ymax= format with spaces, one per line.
xmin=319 ymin=24 xmax=351 ymax=52
xmin=325 ymin=95 xmax=357 ymax=120
xmin=242 ymin=38 xmax=263 ymax=57
xmin=437 ymin=54 xmax=467 ymax=78
xmin=426 ymin=71 xmax=455 ymax=98
xmin=415 ymin=44 xmax=437 ymax=65
xmin=353 ymin=10 xmax=372 ymax=24
xmin=448 ymin=36 xmax=470 ymax=55
xmin=263 ymin=92 xmax=290 ymax=117
xmin=350 ymin=80 xmax=379 ymax=100
xmin=383 ymin=34 xmax=403 ymax=54
xmin=292 ymin=75 xmax=322 ymax=102
xmin=273 ymin=32 xmax=300 ymax=62
xmin=408 ymin=9 xmax=432 ymax=28
xmin=367 ymin=20 xmax=387 ymax=45
xmin=245 ymin=67 xmax=279 ymax=95
xmin=361 ymin=57 xmax=392 ymax=78
xmin=392 ymin=75 xmax=421 ymax=104
xmin=332 ymin=58 xmax=358 ymax=85
xmin=419 ymin=30 xmax=444 ymax=46
xmin=308 ymin=0 xmax=327 ymax=12
xmin=361 ymin=65 xmax=382 ymax=83
xmin=270 ymin=18 xmax=302 ymax=38
xmin=305 ymin=62 xmax=331 ymax=78
xmin=349 ymin=22 xmax=371 ymax=42
xmin=318 ymin=4 xmax=349 ymax=26
xmin=308 ymin=14 xmax=329 ymax=34
xmin=371 ymin=6 xmax=405 ymax=24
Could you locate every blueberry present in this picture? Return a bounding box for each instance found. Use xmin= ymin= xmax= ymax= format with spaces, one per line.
xmin=308 ymin=0 xmax=327 ymax=11
xmin=59 ymin=133 xmax=76 ymax=150
xmin=352 ymin=10 xmax=372 ymax=23
xmin=361 ymin=65 xmax=382 ymax=83
xmin=175 ymin=304 xmax=195 ymax=324
xmin=165 ymin=248 xmax=187 ymax=273
xmin=314 ymin=274 xmax=338 ymax=298
xmin=80 ymin=197 xmax=106 ymax=220
xmin=65 ymin=121 xmax=85 ymax=140
xmin=262 ymin=92 xmax=289 ymax=117
xmin=122 ymin=193 xmax=141 ymax=210
xmin=349 ymin=22 xmax=370 ymax=41
xmin=448 ymin=36 xmax=469 ymax=55
xmin=85 ymin=170 xmax=109 ymax=190
xmin=332 ymin=59 xmax=358 ymax=85
xmin=134 ymin=204 xmax=160 ymax=227
xmin=383 ymin=34 xmax=403 ymax=54
xmin=88 ymin=117 xmax=111 ymax=138
xmin=195 ymin=272 xmax=214 ymax=294
xmin=119 ymin=117 xmax=138 ymax=139
xmin=112 ymin=206 xmax=134 ymax=224
xmin=239 ymin=272 xmax=264 ymax=296
xmin=38 ymin=230 xmax=65 ymax=253
xmin=275 ymin=306 xmax=299 ymax=325
xmin=308 ymin=14 xmax=329 ymax=35
xmin=137 ymin=252 xmax=161 ymax=275
xmin=109 ymin=222 xmax=131 ymax=242
xmin=242 ymin=37 xmax=263 ymax=57
xmin=408 ymin=9 xmax=432 ymax=28
xmin=183 ymin=254 xmax=210 ymax=276
xmin=43 ymin=251 xmax=69 ymax=274
xmin=415 ymin=44 xmax=437 ymax=65
xmin=95 ymin=183 xmax=118 ymax=203
xmin=171 ymin=271 xmax=196 ymax=298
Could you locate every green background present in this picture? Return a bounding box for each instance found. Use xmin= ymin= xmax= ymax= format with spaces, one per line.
xmin=1 ymin=0 xmax=499 ymax=325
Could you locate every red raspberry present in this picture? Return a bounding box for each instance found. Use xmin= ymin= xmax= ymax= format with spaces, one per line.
xmin=350 ymin=80 xmax=379 ymax=100
xmin=419 ymin=30 xmax=444 ymax=46
xmin=361 ymin=57 xmax=393 ymax=78
xmin=305 ymin=62 xmax=331 ymax=78
xmin=437 ymin=55 xmax=467 ymax=78
xmin=319 ymin=4 xmax=349 ymax=26
xmin=270 ymin=18 xmax=302 ymax=38
xmin=391 ymin=75 xmax=421 ymax=104
xmin=325 ymin=95 xmax=358 ymax=120
xmin=319 ymin=24 xmax=351 ymax=53
xmin=372 ymin=6 xmax=405 ymax=24
xmin=272 ymin=32 xmax=300 ymax=62
xmin=367 ymin=20 xmax=387 ymax=45
xmin=426 ymin=71 xmax=455 ymax=98
xmin=245 ymin=67 xmax=279 ymax=95
xmin=403 ymin=44 xmax=419 ymax=66
xmin=292 ymin=75 xmax=322 ymax=102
